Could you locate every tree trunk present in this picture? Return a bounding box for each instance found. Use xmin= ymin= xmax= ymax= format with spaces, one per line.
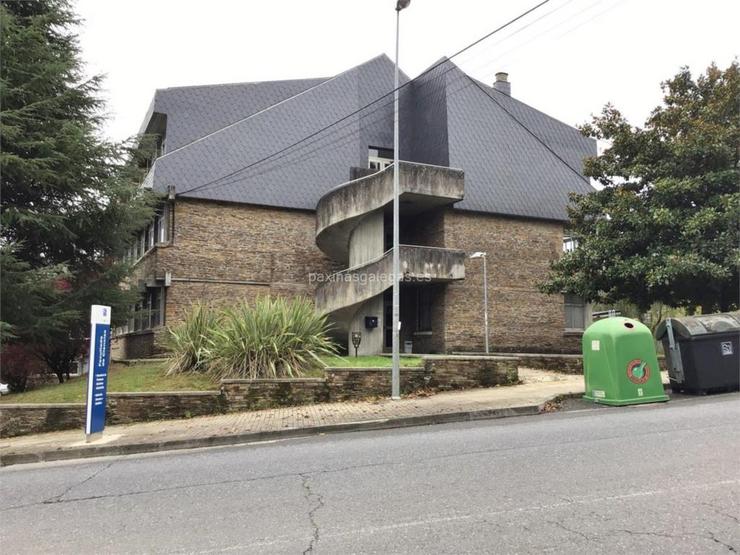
xmin=42 ymin=345 xmax=80 ymax=385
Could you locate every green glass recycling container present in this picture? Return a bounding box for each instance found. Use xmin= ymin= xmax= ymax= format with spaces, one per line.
xmin=582 ymin=317 xmax=668 ymax=406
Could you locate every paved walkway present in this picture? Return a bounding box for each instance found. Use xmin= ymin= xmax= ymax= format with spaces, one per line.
xmin=1 ymin=369 xmax=583 ymax=465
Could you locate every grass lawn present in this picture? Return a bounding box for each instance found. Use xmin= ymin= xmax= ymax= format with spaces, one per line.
xmin=0 ymin=362 xmax=217 ymax=404
xmin=321 ymin=355 xmax=423 ymax=368
xmin=1 ymin=355 xmax=424 ymax=404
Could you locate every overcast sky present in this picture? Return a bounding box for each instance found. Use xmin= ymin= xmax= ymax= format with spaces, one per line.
xmin=75 ymin=0 xmax=738 ymax=143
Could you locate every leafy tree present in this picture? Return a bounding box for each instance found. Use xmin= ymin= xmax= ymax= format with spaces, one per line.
xmin=542 ymin=62 xmax=740 ymax=315
xmin=1 ymin=0 xmax=155 ymax=383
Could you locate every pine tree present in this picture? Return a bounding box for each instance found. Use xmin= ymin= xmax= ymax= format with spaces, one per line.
xmin=1 ymin=0 xmax=155 ymax=383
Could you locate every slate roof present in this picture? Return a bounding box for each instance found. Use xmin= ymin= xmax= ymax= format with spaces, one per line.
xmin=140 ymin=77 xmax=328 ymax=151
xmin=142 ymin=54 xmax=595 ymax=221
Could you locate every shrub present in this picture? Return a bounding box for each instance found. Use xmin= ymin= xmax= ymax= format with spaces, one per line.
xmin=164 ymin=303 xmax=220 ymax=375
xmin=0 ymin=343 xmax=46 ymax=392
xmin=207 ymin=297 xmax=337 ymax=380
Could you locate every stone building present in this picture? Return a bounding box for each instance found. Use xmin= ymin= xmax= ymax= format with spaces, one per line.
xmin=112 ymin=55 xmax=595 ymax=359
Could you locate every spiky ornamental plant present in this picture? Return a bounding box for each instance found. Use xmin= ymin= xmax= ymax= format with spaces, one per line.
xmin=207 ymin=297 xmax=337 ymax=380
xmin=164 ymin=303 xmax=220 ymax=375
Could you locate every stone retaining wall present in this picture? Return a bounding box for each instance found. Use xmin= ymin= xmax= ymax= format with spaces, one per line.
xmin=219 ymin=371 xmax=429 ymax=409
xmin=2 ymin=356 xmax=520 ymax=437
xmin=221 ymin=358 xmax=519 ymax=408
xmin=106 ymin=392 xmax=225 ymax=424
xmin=424 ymin=356 xmax=519 ymax=390
xmin=508 ymin=353 xmax=668 ymax=374
xmin=0 ymin=391 xmax=224 ymax=438
xmin=221 ymin=379 xmax=328 ymax=412
xmin=325 ymin=368 xmax=429 ymax=400
xmin=507 ymin=354 xmax=584 ymax=374
xmin=0 ymin=404 xmax=86 ymax=438
xmin=111 ymin=329 xmax=168 ymax=361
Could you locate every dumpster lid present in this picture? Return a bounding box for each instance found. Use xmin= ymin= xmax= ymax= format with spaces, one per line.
xmin=655 ymin=311 xmax=740 ymax=339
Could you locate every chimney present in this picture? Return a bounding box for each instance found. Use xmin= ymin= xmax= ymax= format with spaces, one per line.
xmin=493 ymin=72 xmax=510 ymax=96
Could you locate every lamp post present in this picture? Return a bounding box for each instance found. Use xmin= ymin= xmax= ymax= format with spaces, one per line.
xmin=470 ymin=252 xmax=489 ymax=354
xmin=391 ymin=0 xmax=410 ymax=400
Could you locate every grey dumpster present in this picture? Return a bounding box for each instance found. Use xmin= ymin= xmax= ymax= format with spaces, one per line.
xmin=655 ymin=312 xmax=740 ymax=394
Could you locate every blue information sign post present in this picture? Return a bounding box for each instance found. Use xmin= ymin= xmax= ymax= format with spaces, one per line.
xmin=85 ymin=305 xmax=111 ymax=439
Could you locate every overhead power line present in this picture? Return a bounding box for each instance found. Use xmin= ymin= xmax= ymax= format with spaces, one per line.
xmin=175 ymin=0 xmax=608 ymax=197
xmin=175 ymin=0 xmax=553 ymax=197
xmin=174 ymin=0 xmax=585 ymax=197
xmin=466 ymin=76 xmax=591 ymax=186
xmin=192 ymin=0 xmax=612 ymax=194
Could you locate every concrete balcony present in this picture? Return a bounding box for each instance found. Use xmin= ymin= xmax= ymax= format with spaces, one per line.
xmin=315 ymin=244 xmax=465 ymax=318
xmin=315 ymin=161 xmax=464 ymax=263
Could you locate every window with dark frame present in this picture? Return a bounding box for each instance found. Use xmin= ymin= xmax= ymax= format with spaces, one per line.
xmin=564 ymin=294 xmax=586 ymax=330
xmin=122 ymin=287 xmax=165 ymax=334
xmin=368 ymin=146 xmax=393 ymax=171
xmin=124 ymin=205 xmax=171 ymax=264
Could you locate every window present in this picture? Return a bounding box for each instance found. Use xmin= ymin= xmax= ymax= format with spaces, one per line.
xmin=148 ymin=287 xmax=163 ymax=328
xmin=368 ymin=146 xmax=393 ymax=171
xmin=162 ymin=204 xmax=170 ymax=242
xmin=152 ymin=214 xmax=161 ymax=245
xmin=417 ymin=288 xmax=432 ymax=332
xmin=139 ymin=230 xmax=146 ymax=257
xmin=153 ymin=205 xmax=170 ymax=244
xmin=563 ymin=236 xmax=578 ymax=252
xmin=125 ymin=205 xmax=170 ymax=263
xmin=124 ymin=287 xmax=165 ymax=333
xmin=147 ymin=223 xmax=155 ymax=250
xmin=564 ymin=294 xmax=586 ymax=330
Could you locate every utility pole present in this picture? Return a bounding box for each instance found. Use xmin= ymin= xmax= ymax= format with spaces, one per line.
xmin=391 ymin=0 xmax=410 ymax=399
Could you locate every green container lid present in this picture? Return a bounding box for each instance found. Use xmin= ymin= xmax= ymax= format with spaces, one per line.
xmin=582 ymin=317 xmax=668 ymax=406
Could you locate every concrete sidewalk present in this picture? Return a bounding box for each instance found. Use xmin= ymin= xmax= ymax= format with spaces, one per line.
xmin=0 ymin=369 xmax=583 ymax=466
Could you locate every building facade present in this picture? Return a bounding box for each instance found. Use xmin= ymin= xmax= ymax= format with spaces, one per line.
xmin=112 ymin=55 xmax=595 ymax=359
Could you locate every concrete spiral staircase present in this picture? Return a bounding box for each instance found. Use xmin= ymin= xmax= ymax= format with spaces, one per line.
xmin=314 ymin=162 xmax=467 ymax=343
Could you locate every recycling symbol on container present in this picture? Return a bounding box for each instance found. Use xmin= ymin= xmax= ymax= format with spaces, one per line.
xmin=626 ymin=359 xmax=651 ymax=385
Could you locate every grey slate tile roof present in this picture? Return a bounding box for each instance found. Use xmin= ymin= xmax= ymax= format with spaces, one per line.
xmin=143 ymin=54 xmax=595 ymax=221
xmin=140 ymin=77 xmax=328 ymax=151
xmin=434 ymin=59 xmax=596 ymax=219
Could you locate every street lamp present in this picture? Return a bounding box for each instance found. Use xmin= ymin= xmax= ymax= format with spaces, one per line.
xmin=470 ymin=252 xmax=490 ymax=354
xmin=391 ymin=0 xmax=410 ymax=400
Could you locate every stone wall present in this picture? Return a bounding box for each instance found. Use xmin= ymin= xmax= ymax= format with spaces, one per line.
xmin=165 ymin=199 xmax=336 ymax=289
xmin=221 ymin=357 xmax=519 ymax=408
xmin=106 ymin=392 xmax=225 ymax=424
xmin=510 ymin=353 xmax=668 ymax=374
xmin=0 ymin=404 xmax=86 ymax=438
xmin=111 ymin=329 xmax=168 ymax=361
xmin=113 ymin=198 xmax=340 ymax=356
xmin=2 ymin=356 xmax=521 ymax=437
xmin=510 ymin=354 xmax=584 ymax=374
xmin=325 ymin=368 xmax=429 ymax=400
xmin=113 ymin=198 xmax=583 ymax=359
xmin=441 ymin=209 xmax=581 ymax=354
xmin=221 ymin=379 xmax=329 ymax=412
xmin=0 ymin=391 xmax=224 ymax=438
xmin=424 ymin=355 xmax=519 ymax=390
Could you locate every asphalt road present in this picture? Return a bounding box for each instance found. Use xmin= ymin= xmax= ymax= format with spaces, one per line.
xmin=1 ymin=394 xmax=739 ymax=554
